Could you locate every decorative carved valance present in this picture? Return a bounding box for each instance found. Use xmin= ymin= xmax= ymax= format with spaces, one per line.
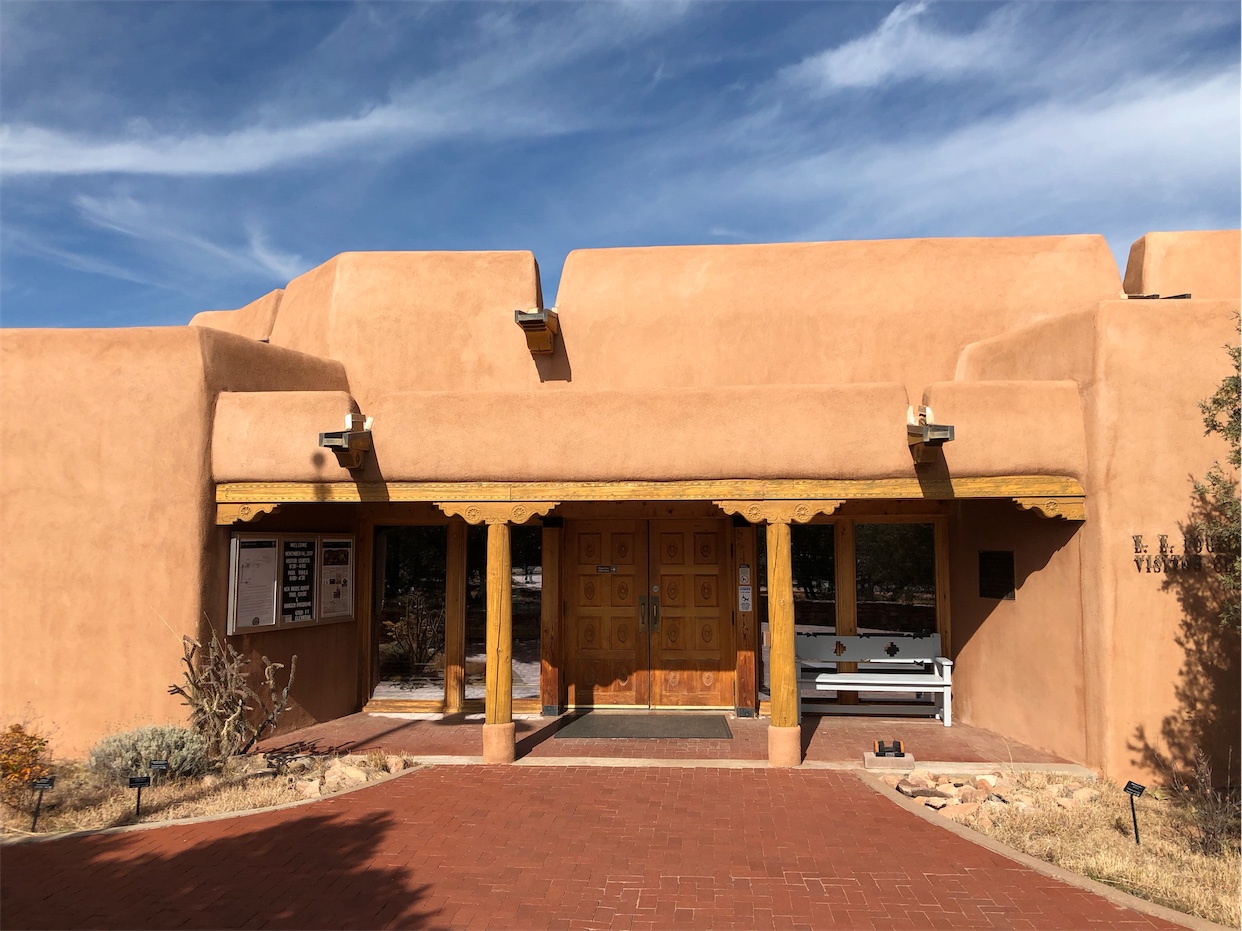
xmin=216 ymin=503 xmax=281 ymax=525
xmin=435 ymin=502 xmax=560 ymax=525
xmin=713 ymin=500 xmax=845 ymax=525
xmin=1014 ymin=497 xmax=1086 ymax=521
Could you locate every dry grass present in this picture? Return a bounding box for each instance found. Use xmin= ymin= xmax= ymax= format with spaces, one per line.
xmin=961 ymin=771 xmax=1240 ymax=927
xmin=0 ymin=753 xmax=413 ymax=839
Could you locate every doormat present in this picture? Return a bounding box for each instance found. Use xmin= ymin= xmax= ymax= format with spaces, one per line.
xmin=554 ymin=713 xmax=733 ymax=739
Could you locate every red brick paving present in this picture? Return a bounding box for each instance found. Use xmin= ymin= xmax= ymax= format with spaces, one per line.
xmin=1 ymin=766 xmax=1178 ymax=930
xmin=258 ymin=713 xmax=1068 ymax=765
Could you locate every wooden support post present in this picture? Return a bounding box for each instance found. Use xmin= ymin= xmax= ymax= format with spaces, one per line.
xmin=444 ymin=521 xmax=467 ymax=714
xmin=483 ymin=520 xmax=515 ymax=762
xmin=766 ymin=519 xmax=801 ymax=767
xmin=539 ymin=524 xmax=562 ymax=715
xmin=357 ymin=518 xmax=376 ymax=710
xmin=834 ymin=519 xmax=858 ymax=704
xmin=733 ymin=525 xmax=758 ymax=716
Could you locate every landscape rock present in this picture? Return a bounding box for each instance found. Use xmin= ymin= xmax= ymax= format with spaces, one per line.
xmin=880 ymin=774 xmax=902 ymax=788
xmin=942 ymin=802 xmax=980 ymax=822
xmin=975 ymin=775 xmax=999 ymax=790
xmin=897 ymin=779 xmax=950 ymax=799
xmin=295 ymin=777 xmax=322 ymax=799
xmin=1055 ymin=797 xmax=1076 ymax=809
xmin=1072 ymin=787 xmax=1099 ymax=803
xmin=923 ymin=797 xmax=950 ymax=810
xmin=385 ymin=755 xmax=405 ymax=775
xmin=323 ymin=761 xmax=368 ymax=793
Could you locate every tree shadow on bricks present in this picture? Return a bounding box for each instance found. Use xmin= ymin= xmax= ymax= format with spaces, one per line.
xmin=1 ymin=809 xmax=439 ymax=930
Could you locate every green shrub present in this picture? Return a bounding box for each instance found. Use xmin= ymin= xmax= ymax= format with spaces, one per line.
xmin=88 ymin=725 xmax=209 ymax=782
xmin=0 ymin=723 xmax=51 ymax=808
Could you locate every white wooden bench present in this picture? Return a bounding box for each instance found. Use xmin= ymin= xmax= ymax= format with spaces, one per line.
xmin=795 ymin=632 xmax=954 ymax=726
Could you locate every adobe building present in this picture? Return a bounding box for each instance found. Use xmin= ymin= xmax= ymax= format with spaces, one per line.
xmin=1 ymin=230 xmax=1237 ymax=778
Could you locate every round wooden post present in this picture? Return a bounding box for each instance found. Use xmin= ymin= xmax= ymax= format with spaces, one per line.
xmin=483 ymin=520 xmax=515 ymax=762
xmin=767 ymin=518 xmax=802 ymax=766
xmin=444 ymin=521 xmax=467 ymax=714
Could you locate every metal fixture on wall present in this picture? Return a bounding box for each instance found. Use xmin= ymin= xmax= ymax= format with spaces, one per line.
xmin=514 ymin=307 xmax=560 ymax=355
xmin=320 ymin=412 xmax=373 ymax=470
xmin=907 ymin=405 xmax=954 ymax=464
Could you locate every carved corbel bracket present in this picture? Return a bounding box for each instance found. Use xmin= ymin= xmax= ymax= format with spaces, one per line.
xmin=216 ymin=503 xmax=281 ymax=526
xmin=1014 ymin=496 xmax=1086 ymax=521
xmin=435 ymin=501 xmax=560 ymax=525
xmin=713 ymin=499 xmax=845 ymax=525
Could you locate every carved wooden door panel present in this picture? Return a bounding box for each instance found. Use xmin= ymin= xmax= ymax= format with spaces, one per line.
xmin=564 ymin=521 xmax=648 ymax=707
xmin=648 ymin=520 xmax=735 ymax=708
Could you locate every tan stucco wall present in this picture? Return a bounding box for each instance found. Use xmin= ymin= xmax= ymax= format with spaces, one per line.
xmin=950 ymin=501 xmax=1087 ymax=764
xmin=958 ymin=299 xmax=1238 ymax=781
xmin=0 ymin=327 xmax=349 ymax=756
xmin=922 ymin=381 xmax=1087 ymax=481
xmin=213 ymin=391 xmax=360 ymax=483
xmin=552 ymin=236 xmax=1121 ymax=401
xmin=189 ymin=289 xmax=285 ymax=341
xmin=1123 ymin=230 xmax=1240 ymax=300
xmin=267 ymin=252 xmax=543 ymax=410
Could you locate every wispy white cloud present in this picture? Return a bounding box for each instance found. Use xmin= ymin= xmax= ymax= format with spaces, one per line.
xmin=1 ymin=228 xmax=168 ymax=289
xmin=72 ymin=192 xmax=307 ymax=283
xmin=615 ymin=64 xmax=1239 ymax=255
xmin=782 ymin=1 xmax=1018 ymax=93
xmin=0 ymin=97 xmax=559 ymax=177
xmin=762 ymin=72 xmax=1239 ymax=230
xmin=244 ymin=226 xmax=304 ymax=281
xmin=0 ymin=2 xmax=691 ymax=178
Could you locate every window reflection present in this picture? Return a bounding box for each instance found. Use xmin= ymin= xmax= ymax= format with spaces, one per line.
xmin=760 ymin=524 xmax=835 ymax=697
xmin=374 ymin=526 xmax=447 ymax=700
xmin=465 ymin=525 xmax=541 ymax=700
xmin=855 ymin=523 xmax=935 ymax=635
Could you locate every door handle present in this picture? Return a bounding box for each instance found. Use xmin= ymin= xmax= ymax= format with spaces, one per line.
xmin=639 ymin=596 xmax=648 ymax=632
xmin=651 ymin=598 xmax=660 ymax=633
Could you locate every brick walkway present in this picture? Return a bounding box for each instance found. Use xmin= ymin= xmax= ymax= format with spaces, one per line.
xmin=258 ymin=713 xmax=1068 ymax=765
xmin=2 ymin=766 xmax=1179 ymax=930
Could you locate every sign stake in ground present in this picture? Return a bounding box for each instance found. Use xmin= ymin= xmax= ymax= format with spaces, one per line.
xmin=129 ymin=775 xmax=152 ymax=817
xmin=1123 ymin=780 xmax=1145 ymax=844
xmin=29 ymin=776 xmax=55 ymax=831
xmin=149 ymin=760 xmax=169 ymax=786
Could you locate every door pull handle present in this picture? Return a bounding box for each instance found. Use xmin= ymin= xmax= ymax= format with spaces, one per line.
xmin=638 ymin=596 xmax=648 ymax=632
xmin=651 ymin=599 xmax=660 ymax=633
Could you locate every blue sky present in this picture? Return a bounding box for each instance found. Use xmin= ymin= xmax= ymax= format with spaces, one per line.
xmin=1 ymin=1 xmax=1238 ymax=328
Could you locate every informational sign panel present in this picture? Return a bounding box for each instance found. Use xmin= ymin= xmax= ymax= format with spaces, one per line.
xmin=280 ymin=539 xmax=317 ymax=622
xmin=319 ymin=539 xmax=354 ymax=618
xmin=230 ymin=538 xmax=278 ymax=631
xmin=230 ymin=533 xmax=356 ymax=633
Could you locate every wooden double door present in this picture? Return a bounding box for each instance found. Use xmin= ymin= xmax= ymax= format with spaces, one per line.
xmin=565 ymin=519 xmax=735 ymax=708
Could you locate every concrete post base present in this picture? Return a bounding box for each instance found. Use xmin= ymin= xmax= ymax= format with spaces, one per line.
xmin=768 ymin=724 xmax=802 ymax=767
xmin=482 ymin=722 xmax=516 ymax=764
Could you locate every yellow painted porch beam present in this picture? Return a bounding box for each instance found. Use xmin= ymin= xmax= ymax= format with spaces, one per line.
xmin=216 ymin=475 xmax=1085 ymax=505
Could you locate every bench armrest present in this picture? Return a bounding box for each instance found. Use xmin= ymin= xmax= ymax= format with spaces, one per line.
xmin=934 ymin=657 xmax=953 ymax=680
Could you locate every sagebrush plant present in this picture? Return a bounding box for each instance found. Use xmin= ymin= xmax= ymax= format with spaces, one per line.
xmin=1164 ymin=748 xmax=1240 ymax=857
xmin=0 ymin=724 xmax=51 ymax=808
xmin=168 ymin=631 xmax=296 ymax=761
xmin=88 ymin=725 xmax=209 ymax=783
